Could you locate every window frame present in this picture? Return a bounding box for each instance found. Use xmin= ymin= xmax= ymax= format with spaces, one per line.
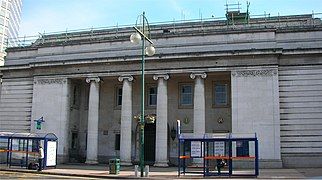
xmin=146 ymin=84 xmax=157 ymax=108
xmin=179 ymin=83 xmax=194 ymax=108
xmin=212 ymin=81 xmax=230 ymax=108
xmin=114 ymin=85 xmax=122 ymax=109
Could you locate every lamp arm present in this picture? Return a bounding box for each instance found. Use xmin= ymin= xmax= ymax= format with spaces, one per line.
xmin=133 ymin=27 xmax=154 ymax=44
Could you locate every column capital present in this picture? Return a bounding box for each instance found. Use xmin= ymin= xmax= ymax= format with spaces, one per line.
xmin=190 ymin=72 xmax=207 ymax=79
xmin=153 ymin=74 xmax=169 ymax=81
xmin=86 ymin=77 xmax=100 ymax=83
xmin=118 ymin=75 xmax=134 ymax=82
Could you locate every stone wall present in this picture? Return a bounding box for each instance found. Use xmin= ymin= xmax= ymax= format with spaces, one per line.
xmin=31 ymin=77 xmax=71 ymax=163
xmin=279 ymin=65 xmax=322 ymax=167
xmin=231 ymin=67 xmax=282 ymax=168
xmin=0 ymin=77 xmax=33 ymax=132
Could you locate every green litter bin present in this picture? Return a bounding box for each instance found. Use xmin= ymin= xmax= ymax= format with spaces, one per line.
xmin=109 ymin=158 xmax=120 ymax=174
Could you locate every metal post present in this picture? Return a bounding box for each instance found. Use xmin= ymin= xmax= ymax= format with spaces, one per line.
xmin=228 ymin=138 xmax=233 ymax=176
xmin=26 ymin=139 xmax=29 ymax=168
xmin=177 ymin=120 xmax=181 ymax=176
xmin=255 ymin=138 xmax=259 ymax=176
xmin=9 ymin=138 xmax=12 ymax=168
xmin=131 ymin=12 xmax=154 ymax=177
xmin=140 ymin=11 xmax=146 ymax=178
xmin=6 ymin=138 xmax=10 ymax=165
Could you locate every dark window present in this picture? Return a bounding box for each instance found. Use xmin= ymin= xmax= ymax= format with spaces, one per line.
xmin=116 ymin=87 xmax=122 ymax=106
xmin=71 ymin=132 xmax=78 ymax=149
xmin=73 ymin=86 xmax=77 ymax=105
xmin=180 ymin=85 xmax=193 ymax=106
xmin=214 ymin=83 xmax=228 ymax=106
xmin=148 ymin=86 xmax=157 ymax=106
xmin=115 ymin=134 xmax=120 ymax=150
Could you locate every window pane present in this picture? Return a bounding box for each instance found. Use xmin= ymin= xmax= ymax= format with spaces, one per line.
xmin=214 ymin=84 xmax=228 ymax=105
xmin=148 ymin=87 xmax=157 ymax=106
xmin=117 ymin=87 xmax=122 ymax=106
xmin=182 ymin=85 xmax=192 ymax=93
xmin=149 ymin=87 xmax=156 ymax=94
xmin=180 ymin=85 xmax=192 ymax=105
xmin=150 ymin=94 xmax=157 ymax=105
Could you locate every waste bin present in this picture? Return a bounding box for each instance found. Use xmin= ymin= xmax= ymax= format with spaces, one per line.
xmin=109 ymin=158 xmax=120 ymax=174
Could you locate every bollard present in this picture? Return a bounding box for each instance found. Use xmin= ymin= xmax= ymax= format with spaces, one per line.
xmin=144 ymin=165 xmax=149 ymax=177
xmin=134 ymin=165 xmax=139 ymax=177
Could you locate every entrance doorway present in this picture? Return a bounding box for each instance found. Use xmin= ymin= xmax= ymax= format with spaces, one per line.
xmin=144 ymin=123 xmax=156 ymax=164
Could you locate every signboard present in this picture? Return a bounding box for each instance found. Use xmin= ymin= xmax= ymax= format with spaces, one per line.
xmin=46 ymin=141 xmax=57 ymax=166
xmin=214 ymin=141 xmax=225 ymax=156
xmin=34 ymin=117 xmax=45 ymax=130
xmin=191 ymin=141 xmax=202 ymax=157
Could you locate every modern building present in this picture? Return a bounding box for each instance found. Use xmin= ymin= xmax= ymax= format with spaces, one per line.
xmin=0 ymin=0 xmax=22 ymax=66
xmin=0 ymin=13 xmax=322 ymax=168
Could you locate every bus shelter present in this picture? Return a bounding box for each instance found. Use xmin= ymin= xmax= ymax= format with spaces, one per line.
xmin=0 ymin=132 xmax=58 ymax=169
xmin=178 ymin=133 xmax=258 ymax=177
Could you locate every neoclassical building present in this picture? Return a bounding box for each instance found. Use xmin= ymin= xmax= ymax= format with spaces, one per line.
xmin=0 ymin=14 xmax=322 ymax=167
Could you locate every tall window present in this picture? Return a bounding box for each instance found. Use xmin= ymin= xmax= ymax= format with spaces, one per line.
xmin=214 ymin=83 xmax=228 ymax=106
xmin=148 ymin=86 xmax=157 ymax=106
xmin=115 ymin=134 xmax=120 ymax=150
xmin=72 ymin=85 xmax=80 ymax=108
xmin=116 ymin=87 xmax=122 ymax=106
xmin=180 ymin=84 xmax=193 ymax=106
xmin=71 ymin=132 xmax=78 ymax=149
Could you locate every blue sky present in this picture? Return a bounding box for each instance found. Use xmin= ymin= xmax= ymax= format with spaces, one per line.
xmin=19 ymin=0 xmax=322 ymax=37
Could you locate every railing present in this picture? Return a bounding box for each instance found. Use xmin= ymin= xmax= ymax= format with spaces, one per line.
xmin=5 ymin=12 xmax=322 ymax=49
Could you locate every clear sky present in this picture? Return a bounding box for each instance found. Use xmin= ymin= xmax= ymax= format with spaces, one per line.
xmin=19 ymin=0 xmax=322 ymax=37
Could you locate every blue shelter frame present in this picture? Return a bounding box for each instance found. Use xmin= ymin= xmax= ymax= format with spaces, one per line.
xmin=178 ymin=133 xmax=259 ymax=177
xmin=0 ymin=132 xmax=58 ymax=169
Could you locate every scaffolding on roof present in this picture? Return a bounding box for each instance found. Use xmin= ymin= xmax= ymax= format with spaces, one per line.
xmin=225 ymin=1 xmax=250 ymax=25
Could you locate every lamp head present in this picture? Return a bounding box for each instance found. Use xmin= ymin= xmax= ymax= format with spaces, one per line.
xmin=130 ymin=33 xmax=141 ymax=44
xmin=145 ymin=44 xmax=155 ymax=56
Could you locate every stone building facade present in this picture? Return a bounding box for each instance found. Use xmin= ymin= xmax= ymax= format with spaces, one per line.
xmin=0 ymin=14 xmax=322 ymax=167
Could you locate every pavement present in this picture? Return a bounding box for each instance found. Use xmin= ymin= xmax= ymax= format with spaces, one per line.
xmin=1 ymin=164 xmax=322 ymax=179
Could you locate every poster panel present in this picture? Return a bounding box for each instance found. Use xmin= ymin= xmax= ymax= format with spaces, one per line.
xmin=191 ymin=141 xmax=202 ymax=157
xmin=46 ymin=141 xmax=57 ymax=166
xmin=214 ymin=141 xmax=225 ymax=156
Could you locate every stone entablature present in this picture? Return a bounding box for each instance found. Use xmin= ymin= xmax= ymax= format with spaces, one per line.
xmin=34 ymin=78 xmax=67 ymax=84
xmin=231 ymin=69 xmax=278 ymax=77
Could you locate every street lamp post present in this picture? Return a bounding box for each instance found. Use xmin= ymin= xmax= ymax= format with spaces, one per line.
xmin=130 ymin=12 xmax=155 ymax=177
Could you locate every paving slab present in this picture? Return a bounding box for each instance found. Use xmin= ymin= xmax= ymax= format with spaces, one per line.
xmin=1 ymin=164 xmax=322 ymax=179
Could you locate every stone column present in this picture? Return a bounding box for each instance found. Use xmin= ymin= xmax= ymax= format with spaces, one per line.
xmin=85 ymin=77 xmax=100 ymax=164
xmin=190 ymin=73 xmax=207 ymax=166
xmin=190 ymin=73 xmax=207 ymax=134
xmin=153 ymin=74 xmax=170 ymax=167
xmin=118 ymin=75 xmax=134 ymax=165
